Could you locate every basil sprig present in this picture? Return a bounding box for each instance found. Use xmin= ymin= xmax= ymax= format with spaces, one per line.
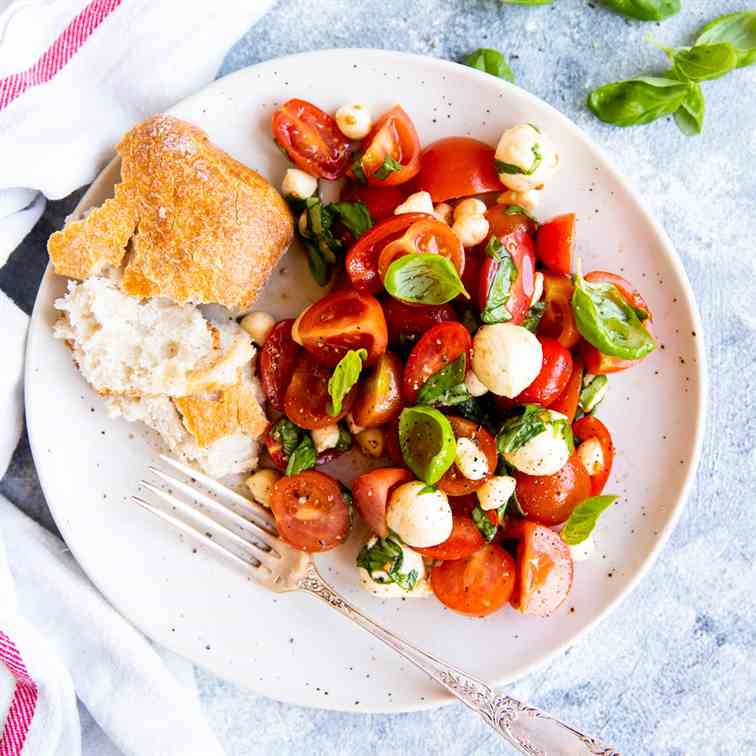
xmin=399 ymin=406 xmax=456 ymax=484
xmin=384 ymin=253 xmax=469 ymax=305
xmin=373 ymin=155 xmax=404 ymax=180
xmin=662 ymin=42 xmax=738 ymax=82
xmin=588 ymin=77 xmax=689 ymax=127
xmin=673 ymin=82 xmax=705 ymax=136
xmin=328 ymin=348 xmax=367 ymax=416
xmin=416 ymin=353 xmax=470 ymax=407
xmin=497 ymin=405 xmax=573 ymax=456
xmin=286 ymin=434 xmax=317 ymax=476
xmin=562 ymin=495 xmax=618 ymax=545
xmin=602 ymin=0 xmax=679 ymax=22
xmin=356 ymin=536 xmax=418 ymax=591
xmin=696 ymin=11 xmax=756 ymax=68
xmin=463 ymin=48 xmax=515 ymax=83
xmin=481 ymin=236 xmax=517 ymax=324
xmin=495 ymin=143 xmax=542 ymax=176
xmin=579 ymin=374 xmax=609 ymax=414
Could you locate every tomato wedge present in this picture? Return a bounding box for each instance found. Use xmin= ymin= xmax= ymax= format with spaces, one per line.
xmin=413 ymin=136 xmax=502 ymax=203
xmin=353 ymin=105 xmax=421 ymax=186
xmin=515 ymin=337 xmax=573 ymax=406
xmin=437 ymin=416 xmax=497 ymax=496
xmin=382 ymin=299 xmax=457 ymax=348
xmin=535 ymin=214 xmax=575 ymax=276
xmin=259 ymin=319 xmax=302 ymax=412
xmin=514 ymin=453 xmax=592 ymax=526
xmin=269 ymin=471 xmax=351 ymax=552
xmin=538 ymin=272 xmax=581 ymax=349
xmin=402 ymin=322 xmax=472 ymax=403
xmin=352 ymin=467 xmax=413 ymax=537
xmin=573 ymin=415 xmax=614 ymax=495
xmin=487 ymin=204 xmax=538 ymax=239
xmin=340 ymin=182 xmax=409 ymax=222
xmin=294 ymin=289 xmax=388 ymax=368
xmin=346 ymin=212 xmax=430 ymax=294
xmin=272 ymin=99 xmax=351 ymax=180
xmin=283 ymin=353 xmax=356 ymax=429
xmin=351 ymin=352 xmax=404 ymax=428
xmin=431 ymin=544 xmax=516 ymax=616
xmin=415 ymin=514 xmax=485 ymax=560
xmin=550 ymin=355 xmax=584 ymax=423
xmin=510 ymin=521 xmax=574 ymax=616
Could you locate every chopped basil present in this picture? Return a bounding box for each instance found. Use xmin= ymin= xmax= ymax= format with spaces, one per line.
xmin=271 ymin=417 xmax=303 ymax=458
xmin=331 ymin=201 xmax=373 ymax=238
xmin=373 ymin=155 xmax=404 ymax=180
xmin=497 ymin=405 xmax=548 ymax=455
xmin=521 ymin=300 xmax=546 ymax=333
xmin=602 ymin=0 xmax=680 ymax=22
xmin=463 ymin=48 xmax=515 ymax=83
xmin=579 ymin=374 xmax=609 ymax=414
xmin=336 ymin=424 xmax=353 ymax=452
xmin=416 ymin=353 xmax=470 ymax=408
xmin=356 ymin=536 xmax=419 ymax=591
xmin=285 ymin=434 xmax=317 ymax=476
xmin=417 ymin=484 xmax=437 ymax=495
xmin=587 ymin=76 xmax=689 ymax=127
xmin=663 ymin=42 xmax=737 ymax=82
xmin=351 ymin=153 xmax=368 ymax=184
xmin=481 ymin=237 xmax=517 ymax=324
xmin=673 ymin=81 xmax=705 ymax=136
xmin=384 ymin=253 xmax=469 ymax=305
xmin=328 ymin=348 xmax=368 ymax=416
xmin=562 ymin=495 xmax=618 ymax=545
xmin=399 ymin=406 xmax=457 ymax=484
xmin=495 ymin=142 xmax=542 ymax=176
xmin=472 ymin=505 xmax=498 ymax=543
xmin=696 ymin=11 xmax=756 ymax=69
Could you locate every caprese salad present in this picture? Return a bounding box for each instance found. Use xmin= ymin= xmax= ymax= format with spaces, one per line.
xmin=239 ymin=97 xmax=656 ymax=619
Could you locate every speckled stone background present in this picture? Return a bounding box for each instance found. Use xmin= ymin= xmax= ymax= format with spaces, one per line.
xmin=2 ymin=1 xmax=755 ymax=754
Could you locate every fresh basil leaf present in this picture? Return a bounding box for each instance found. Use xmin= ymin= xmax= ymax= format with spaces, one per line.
xmin=356 ymin=535 xmax=419 ymax=591
xmin=418 ymin=484 xmax=437 ymax=495
xmin=384 ymin=253 xmax=469 ymax=305
xmin=454 ymin=395 xmax=496 ymax=429
xmin=416 ymin=353 xmax=469 ymax=407
xmin=302 ymin=238 xmax=330 ymax=286
xmin=472 ymin=506 xmax=498 ymax=543
xmin=495 ymin=143 xmax=542 ymax=176
xmin=521 ymin=300 xmax=546 ymax=333
xmin=666 ymin=43 xmax=737 ymax=82
xmin=331 ymin=201 xmax=373 ymax=239
xmin=328 ymin=348 xmax=368 ymax=416
xmin=351 ymin=152 xmax=367 ymax=184
xmin=579 ymin=374 xmax=609 ymax=414
xmin=399 ymin=406 xmax=457 ymax=484
xmin=587 ymin=76 xmax=689 ymax=127
xmin=373 ymin=155 xmax=404 ymax=180
xmin=336 ymin=424 xmax=353 ymax=452
xmin=673 ymin=82 xmax=705 ymax=136
xmin=463 ymin=48 xmax=515 ymax=83
xmin=497 ymin=405 xmax=548 ymax=455
xmin=562 ymin=495 xmax=618 ymax=545
xmin=271 ymin=417 xmax=303 ymax=458
xmin=602 ymin=0 xmax=679 ymax=22
xmin=696 ymin=11 xmax=756 ymax=69
xmin=508 ymin=488 xmax=527 ymax=517
xmin=481 ymin=238 xmax=517 ymax=324
xmin=286 ymin=434 xmax=317 ymax=476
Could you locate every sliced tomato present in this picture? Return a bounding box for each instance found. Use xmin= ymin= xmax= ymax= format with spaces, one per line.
xmin=413 ymin=136 xmax=502 ymax=203
xmin=515 ymin=337 xmax=573 ymax=406
xmin=351 ymin=352 xmax=404 ymax=428
xmin=346 ymin=212 xmax=430 ymax=294
xmin=259 ymin=319 xmax=302 ymax=412
xmin=269 ymin=471 xmax=350 ymax=552
xmin=535 ymin=213 xmax=575 ymax=276
xmin=550 ymin=356 xmax=584 ymax=423
xmin=538 ymin=272 xmax=580 ymax=349
xmin=352 ymin=467 xmax=413 ymax=537
xmin=573 ymin=416 xmax=614 ymax=495
xmin=272 ymin=99 xmax=351 ymax=180
xmin=460 ymin=244 xmax=484 ymax=309
xmin=283 ymin=353 xmax=356 ymax=430
xmin=514 ymin=453 xmax=592 ymax=526
xmin=437 ymin=416 xmax=497 ymax=496
xmin=402 ymin=322 xmax=472 ymax=403
xmin=377 ymin=217 xmax=464 ymax=281
xmin=510 ymin=521 xmax=573 ymax=616
xmin=353 ymin=105 xmax=421 ymax=186
xmin=340 ymin=182 xmax=408 ymax=222
xmin=431 ymin=544 xmax=516 ymax=616
xmin=415 ymin=515 xmax=485 ymax=560
xmin=487 ymin=204 xmax=538 ymax=239
xmin=382 ymin=299 xmax=457 ymax=348
xmin=294 ymin=289 xmax=387 ymax=367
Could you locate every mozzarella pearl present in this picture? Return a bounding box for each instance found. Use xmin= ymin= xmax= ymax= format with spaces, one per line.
xmin=504 ymin=409 xmax=571 ymax=476
xmin=281 ymin=168 xmax=318 ymax=200
xmin=311 ymin=424 xmax=340 ymax=454
xmin=453 ymin=198 xmax=487 ymax=220
xmin=577 ymin=437 xmax=604 ymax=476
xmin=495 ymin=124 xmax=559 ymax=193
xmin=568 ymin=534 xmax=595 ymax=562
xmin=476 ymin=475 xmax=516 ymax=511
xmin=358 ymin=538 xmax=432 ymax=598
xmin=531 ymin=271 xmax=544 ymax=307
xmin=239 ymin=311 xmax=275 ymax=345
xmin=472 ymin=324 xmax=543 ymax=398
xmin=335 ymin=103 xmax=373 ymax=140
xmin=455 ymin=437 xmax=489 ymax=480
xmin=433 ymin=202 xmax=453 ymax=225
xmin=394 ymin=191 xmax=435 ymax=216
xmin=496 ymin=188 xmax=542 ymax=214
xmin=386 ymin=481 xmax=453 ymax=548
xmin=452 ymin=214 xmax=489 ymax=247
xmin=245 ymin=469 xmax=282 ymax=508
xmin=464 ymin=369 xmax=489 ymax=397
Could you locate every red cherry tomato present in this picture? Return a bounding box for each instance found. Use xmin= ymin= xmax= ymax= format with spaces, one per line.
xmin=573 ymin=416 xmax=615 ymax=495
xmin=353 ymin=105 xmax=421 ymax=186
xmin=351 ymin=352 xmax=404 ymax=428
xmin=487 ymin=204 xmax=538 ymax=239
xmin=413 ymin=136 xmax=502 ymax=203
xmin=437 ymin=416 xmax=497 ymax=496
xmin=515 ymin=337 xmax=573 ymax=406
xmin=271 ymin=99 xmax=351 ymax=180
xmin=510 ymin=521 xmax=574 ymax=616
xmin=402 ymin=322 xmax=472 ymax=403
xmin=270 ymin=471 xmax=351 ymax=552
xmin=382 ymin=299 xmax=457 ymax=348
xmin=535 ymin=213 xmax=575 ymax=276
xmin=538 ymin=272 xmax=581 ymax=349
xmin=352 ymin=467 xmax=413 ymax=537
xmin=340 ymin=182 xmax=409 ymax=222
xmin=284 ymin=353 xmax=356 ymax=430
xmin=346 ymin=213 xmax=430 ymax=294
xmin=431 ymin=544 xmax=516 ymax=616
xmin=550 ymin=356 xmax=584 ymax=423
xmin=460 ymin=244 xmax=484 ymax=309
xmin=449 ymin=494 xmax=499 ymax=529
xmin=514 ymin=453 xmax=592 ymax=526
xmin=295 ymin=289 xmax=388 ymax=368
xmin=415 ymin=515 xmax=485 ymax=560
xmin=259 ymin=319 xmax=302 ymax=412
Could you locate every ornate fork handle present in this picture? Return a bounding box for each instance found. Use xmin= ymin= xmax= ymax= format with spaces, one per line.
xmin=300 ymin=564 xmax=619 ymax=756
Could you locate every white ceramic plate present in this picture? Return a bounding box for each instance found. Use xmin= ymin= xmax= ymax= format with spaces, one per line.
xmin=26 ymin=49 xmax=706 ymax=713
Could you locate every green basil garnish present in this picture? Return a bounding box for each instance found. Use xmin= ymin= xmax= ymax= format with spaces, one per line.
xmin=398 ymin=406 xmax=456 ymax=484
xmin=286 ymin=434 xmax=317 ymax=476
xmin=602 ymin=0 xmax=680 ymax=22
xmin=587 ymin=76 xmax=689 ymax=127
xmin=336 ymin=424 xmax=353 ymax=452
xmin=471 ymin=505 xmax=498 ymax=543
xmin=356 ymin=536 xmax=418 ymax=591
xmin=328 ymin=348 xmax=367 ymax=416
xmin=579 ymin=374 xmax=609 ymax=414
xmin=271 ymin=417 xmax=304 ymax=458
xmin=521 ymin=300 xmax=546 ymax=333
xmin=502 ymin=204 xmax=540 ymax=225
xmin=384 ymin=253 xmax=469 ymax=305
xmin=481 ymin=237 xmax=517 ymax=324
xmin=373 ymin=155 xmax=404 ymax=180
xmin=497 ymin=405 xmax=549 ymax=455
xmin=331 ymin=201 xmax=373 ymax=238
xmin=696 ymin=11 xmax=756 ymax=69
xmin=351 ymin=152 xmax=367 ymax=184
xmin=463 ymin=48 xmax=515 ymax=83
xmin=664 ymin=42 xmax=737 ymax=82
xmin=562 ymin=495 xmax=618 ymax=545
xmin=416 ymin=353 xmax=470 ymax=407
xmin=495 ymin=142 xmax=542 ymax=176
xmin=673 ymin=81 xmax=705 ymax=136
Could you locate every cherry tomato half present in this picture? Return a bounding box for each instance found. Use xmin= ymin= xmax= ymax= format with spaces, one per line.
xmin=431 ymin=544 xmax=516 ymax=616
xmin=351 ymin=352 xmax=404 ymax=428
xmin=294 ymin=289 xmax=388 ymax=368
xmin=538 ymin=272 xmax=581 ymax=349
xmin=272 ymin=99 xmax=351 ymax=180
xmin=352 ymin=467 xmax=414 ymax=537
xmin=437 ymin=416 xmax=497 ymax=496
xmin=573 ymin=415 xmax=615 ymax=495
xmin=515 ymin=337 xmax=573 ymax=406
xmin=514 ymin=453 xmax=592 ymax=526
xmin=340 ymin=182 xmax=409 ymax=222
xmin=415 ymin=514 xmax=485 ymax=560
xmin=382 ymin=299 xmax=457 ymax=348
xmin=413 ymin=136 xmax=502 ymax=203
xmin=259 ymin=319 xmax=302 ymax=412
xmin=402 ymin=322 xmax=472 ymax=404
xmin=550 ymin=355 xmax=584 ymax=423
xmin=535 ymin=213 xmax=575 ymax=276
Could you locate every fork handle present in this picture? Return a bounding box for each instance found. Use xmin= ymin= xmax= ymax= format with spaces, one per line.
xmin=300 ymin=565 xmax=619 ymax=756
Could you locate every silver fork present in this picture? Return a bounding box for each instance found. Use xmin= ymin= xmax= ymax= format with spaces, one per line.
xmin=133 ymin=455 xmax=620 ymax=756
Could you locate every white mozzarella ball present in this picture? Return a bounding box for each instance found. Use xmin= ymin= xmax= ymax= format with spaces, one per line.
xmin=311 ymin=424 xmax=340 ymax=454
xmin=335 ymin=103 xmax=373 ymax=140
xmin=453 ymin=198 xmax=487 ymax=220
xmin=394 ymin=191 xmax=435 ymax=216
xmin=476 ymin=475 xmax=516 ymax=511
xmin=472 ymin=324 xmax=543 ymax=398
xmin=577 ymin=437 xmax=604 ymax=476
xmin=567 ymin=534 xmax=595 ymax=562
xmin=455 ymin=437 xmax=489 ymax=480
xmin=531 ymin=271 xmax=544 ymax=307
xmin=239 ymin=311 xmax=275 ymax=345
xmin=433 ymin=202 xmax=453 ymax=225
xmin=496 ymin=188 xmax=542 ymax=213
xmin=386 ymin=481 xmax=453 ymax=548
xmin=452 ymin=214 xmax=489 ymax=247
xmin=504 ymin=410 xmax=571 ymax=476
xmin=495 ymin=124 xmax=559 ymax=192
xmin=464 ymin=369 xmax=489 ymax=397
xmin=357 ymin=536 xmax=431 ymax=598
xmin=281 ymin=168 xmax=318 ymax=200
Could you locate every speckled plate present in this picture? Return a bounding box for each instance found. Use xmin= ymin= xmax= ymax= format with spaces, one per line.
xmin=25 ymin=49 xmax=706 ymax=712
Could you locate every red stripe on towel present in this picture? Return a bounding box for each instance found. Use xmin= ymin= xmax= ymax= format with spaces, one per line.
xmin=0 ymin=632 xmax=38 ymax=756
